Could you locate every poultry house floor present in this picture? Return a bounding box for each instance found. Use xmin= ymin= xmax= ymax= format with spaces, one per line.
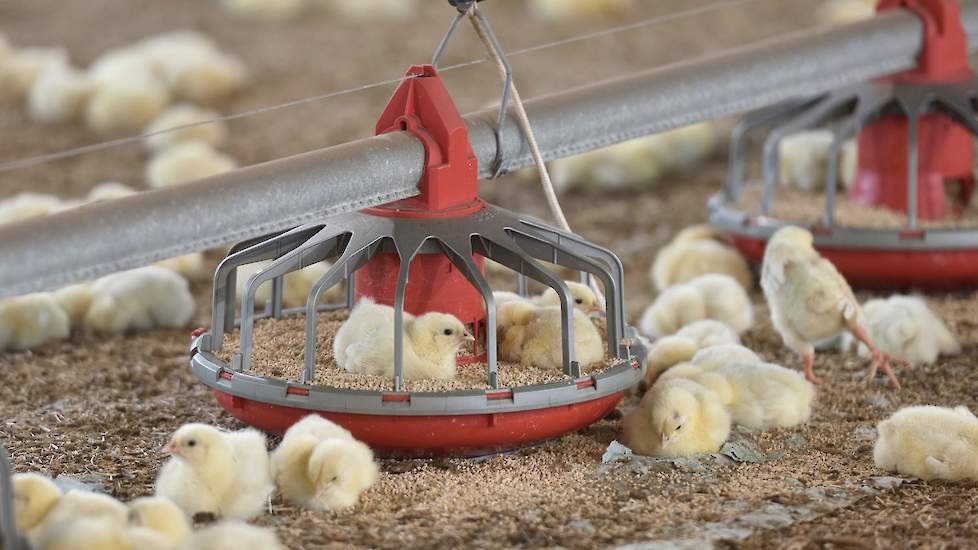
xmin=2 ymin=1 xmax=978 ymax=548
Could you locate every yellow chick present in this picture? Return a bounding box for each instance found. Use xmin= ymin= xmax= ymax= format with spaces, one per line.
xmin=528 ymin=0 xmax=635 ymax=21
xmin=874 ymin=405 xmax=978 ymax=481
xmin=236 ymin=260 xmax=340 ymax=310
xmin=847 ymin=295 xmax=960 ymax=365
xmin=154 ymin=423 xmax=274 ymax=520
xmin=323 ymin=0 xmax=417 ymax=20
xmin=221 ymin=0 xmax=308 ymax=21
xmin=492 ymin=290 xmax=528 ymax=311
xmin=32 ymin=490 xmax=129 ymax=547
xmin=816 ymin=0 xmax=877 ymax=25
xmin=651 ymin=224 xmax=753 ymax=291
xmin=180 ymin=521 xmax=285 ymax=550
xmin=27 ymin=62 xmax=94 ymax=123
xmin=153 ymin=45 xmax=247 ymax=106
xmin=83 ymin=266 xmax=194 ymax=334
xmin=145 ymin=141 xmax=237 ymax=188
xmin=127 ymin=496 xmax=190 ymax=545
xmin=761 ymin=226 xmax=899 ymax=388
xmin=0 ymin=192 xmax=69 ymax=225
xmin=12 ymin=473 xmax=62 ymax=533
xmin=639 ymin=274 xmax=753 ymax=338
xmin=532 ymin=281 xmax=603 ymax=313
xmin=641 ymin=335 xmax=699 ymax=388
xmin=0 ymin=293 xmax=71 ymax=352
xmin=622 ymin=378 xmax=731 ymax=457
xmin=85 ymin=182 xmax=138 ymax=202
xmin=497 ymin=300 xmax=604 ymax=370
xmin=144 ymin=104 xmax=227 ymax=151
xmin=38 ymin=516 xmax=172 ymax=550
xmin=690 ymin=344 xmax=761 ymax=371
xmin=0 ymin=47 xmax=67 ymax=102
xmin=777 ymin=131 xmax=859 ymax=192
xmin=334 ymin=299 xmax=472 ymax=380
xmin=271 ymin=414 xmax=378 ymax=511
xmin=84 ymin=72 xmax=170 ymax=134
xmin=674 ymin=320 xmax=740 ymax=349
xmin=153 ymin=253 xmax=208 ymax=281
xmin=662 ymin=361 xmax=815 ymax=430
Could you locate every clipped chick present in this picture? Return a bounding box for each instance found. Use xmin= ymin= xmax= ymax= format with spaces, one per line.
xmin=39 ymin=517 xmax=171 ymax=550
xmin=0 ymin=47 xmax=68 ymax=102
xmin=222 ymin=0 xmax=308 ymax=21
xmin=638 ymin=273 xmax=752 ymax=338
xmin=690 ymin=343 xmax=761 ymax=371
xmin=0 ymin=292 xmax=71 ymax=351
xmin=622 ymin=378 xmax=730 ymax=457
xmin=323 ymin=0 xmax=417 ymax=20
xmin=12 ymin=473 xmax=62 ymax=533
xmin=674 ymin=319 xmax=740 ymax=349
xmin=236 ymin=260 xmax=340 ymax=309
xmin=144 ymin=104 xmax=227 ymax=151
xmin=651 ymin=224 xmax=752 ymax=291
xmin=778 ymin=131 xmax=858 ymax=192
xmin=85 ymin=72 xmax=170 ymax=134
xmin=0 ymin=192 xmax=69 ymax=225
xmin=761 ymin=225 xmax=899 ymax=388
xmin=641 ymin=335 xmax=698 ymax=388
xmin=83 ymin=266 xmax=193 ymax=334
xmin=28 ymin=62 xmax=94 ymax=123
xmin=146 ymin=141 xmax=237 ymax=188
xmin=35 ymin=490 xmax=129 ymax=539
xmin=127 ymin=496 xmax=190 ymax=545
xmin=154 ymin=253 xmax=208 ymax=281
xmin=155 ymin=423 xmax=274 ymax=520
xmin=847 ymin=295 xmax=960 ymax=365
xmin=532 ymin=280 xmax=603 ymax=313
xmin=528 ymin=0 xmax=635 ymax=21
xmin=153 ymin=45 xmax=247 ymax=105
xmin=86 ymin=181 xmax=138 ymax=202
xmin=52 ymin=283 xmax=95 ymax=325
xmin=334 ymin=298 xmax=472 ymax=380
xmin=270 ymin=414 xmax=379 ymax=511
xmin=181 ymin=521 xmax=285 ymax=550
xmin=497 ymin=300 xmax=604 ymax=371
xmin=662 ymin=361 xmax=815 ymax=430
xmin=816 ymin=0 xmax=876 ymax=24
xmin=874 ymin=405 xmax=978 ymax=481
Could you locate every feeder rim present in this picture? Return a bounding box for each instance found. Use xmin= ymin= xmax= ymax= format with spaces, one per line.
xmin=190 ymin=335 xmax=643 ymax=417
xmin=709 ymin=191 xmax=978 ymax=250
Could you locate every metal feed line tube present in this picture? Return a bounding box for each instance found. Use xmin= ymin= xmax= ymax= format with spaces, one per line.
xmin=3 ymin=3 xmax=978 ymax=297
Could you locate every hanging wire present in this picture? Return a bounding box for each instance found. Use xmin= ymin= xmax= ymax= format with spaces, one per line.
xmin=0 ymin=0 xmax=776 ymax=174
xmin=465 ymin=3 xmax=606 ymax=305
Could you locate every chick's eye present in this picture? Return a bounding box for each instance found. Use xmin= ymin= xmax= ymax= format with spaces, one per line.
xmin=675 ymin=424 xmax=684 ymax=432
xmin=187 ymin=439 xmax=197 ymax=447
xmin=331 ymin=475 xmax=339 ymax=482
xmin=575 ymin=298 xmax=583 ymax=304
xmin=443 ymin=329 xmax=453 ymax=336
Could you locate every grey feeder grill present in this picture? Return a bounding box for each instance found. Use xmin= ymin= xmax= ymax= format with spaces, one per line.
xmin=190 ymin=65 xmax=645 ymax=457
xmin=710 ymin=0 xmax=978 ymax=289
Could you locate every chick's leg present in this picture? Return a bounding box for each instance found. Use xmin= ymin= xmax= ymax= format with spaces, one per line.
xmin=851 ymin=324 xmax=901 ymax=390
xmin=800 ymin=345 xmax=823 ymax=386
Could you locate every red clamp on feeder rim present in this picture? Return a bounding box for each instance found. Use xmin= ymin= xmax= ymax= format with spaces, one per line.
xmin=877 ymin=0 xmax=973 ymax=83
xmin=363 ymin=64 xmax=483 ymax=218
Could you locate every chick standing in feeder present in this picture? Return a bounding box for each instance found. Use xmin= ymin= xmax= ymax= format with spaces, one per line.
xmin=842 ymin=295 xmax=960 ymax=365
xmin=622 ymin=378 xmax=731 ymax=457
xmin=497 ymin=300 xmax=604 ymax=371
xmin=874 ymin=405 xmax=978 ymax=481
xmin=271 ymin=414 xmax=379 ymax=511
xmin=154 ymin=423 xmax=274 ymax=521
xmin=761 ymin=225 xmax=900 ymax=389
xmin=127 ymin=496 xmax=191 ymax=546
xmin=334 ymin=298 xmax=473 ymax=380
xmin=651 ymin=224 xmax=753 ymax=291
xmin=493 ymin=280 xmax=602 ymax=314
xmin=181 ymin=521 xmax=285 ymax=550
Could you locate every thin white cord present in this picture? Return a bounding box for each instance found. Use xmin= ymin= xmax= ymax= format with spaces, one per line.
xmin=0 ymin=0 xmax=774 ymax=173
xmin=467 ymin=6 xmax=606 ymax=306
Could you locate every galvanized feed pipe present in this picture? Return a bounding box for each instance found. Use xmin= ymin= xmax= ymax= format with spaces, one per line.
xmin=3 ymin=2 xmax=978 ymax=297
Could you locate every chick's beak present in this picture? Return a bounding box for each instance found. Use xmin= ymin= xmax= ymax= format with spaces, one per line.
xmin=162 ymin=440 xmax=177 ymax=455
xmin=462 ymin=331 xmax=475 ymax=342
xmin=660 ymin=433 xmax=670 ymax=446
